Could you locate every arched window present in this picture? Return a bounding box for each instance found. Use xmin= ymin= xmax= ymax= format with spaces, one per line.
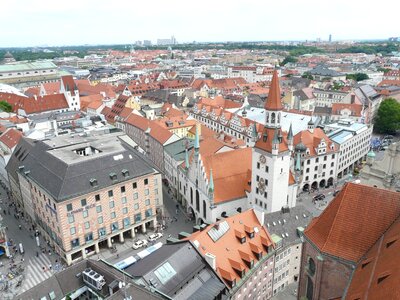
xmin=190 ymin=188 xmax=193 ymax=205
xmin=271 ymin=113 xmax=276 ymax=124
xmin=203 ymin=200 xmax=207 ymax=219
xmin=308 ymin=257 xmax=316 ymax=276
xmin=196 ymin=190 xmax=200 ymax=211
xmin=306 ymin=276 xmax=314 ymax=300
xmin=278 ymin=112 xmax=281 ymax=124
xmin=266 ymin=113 xmax=269 ymax=123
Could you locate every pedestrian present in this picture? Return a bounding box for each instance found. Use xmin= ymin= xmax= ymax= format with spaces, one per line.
xmin=49 ymin=264 xmax=52 ymax=271
xmin=42 ymin=266 xmax=46 ymax=272
xmin=18 ymin=224 xmax=22 ymax=230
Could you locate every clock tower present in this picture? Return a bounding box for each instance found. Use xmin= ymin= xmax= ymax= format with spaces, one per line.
xmin=250 ymin=70 xmax=297 ymax=213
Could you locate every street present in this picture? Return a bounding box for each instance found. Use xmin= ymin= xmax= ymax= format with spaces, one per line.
xmin=0 ymin=183 xmax=63 ymax=299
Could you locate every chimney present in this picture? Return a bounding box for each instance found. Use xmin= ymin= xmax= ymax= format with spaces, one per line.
xmin=204 ymin=252 xmax=216 ymax=270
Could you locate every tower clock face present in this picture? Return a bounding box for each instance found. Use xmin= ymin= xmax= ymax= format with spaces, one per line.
xmin=259 ymin=155 xmax=266 ymax=164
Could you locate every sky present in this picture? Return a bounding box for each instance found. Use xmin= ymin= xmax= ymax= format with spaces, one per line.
xmin=1 ymin=0 xmax=400 ymax=47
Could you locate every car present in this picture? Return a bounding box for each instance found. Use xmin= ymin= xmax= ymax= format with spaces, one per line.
xmin=333 ymin=190 xmax=340 ymax=197
xmin=148 ymin=233 xmax=163 ymax=242
xmin=132 ymin=239 xmax=148 ymax=249
xmin=313 ymin=194 xmax=325 ymax=201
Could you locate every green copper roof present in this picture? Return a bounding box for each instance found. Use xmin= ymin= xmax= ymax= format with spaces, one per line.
xmin=0 ymin=61 xmax=57 ymax=73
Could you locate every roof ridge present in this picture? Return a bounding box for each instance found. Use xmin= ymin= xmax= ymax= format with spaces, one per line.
xmin=320 ymin=183 xmax=349 ymax=252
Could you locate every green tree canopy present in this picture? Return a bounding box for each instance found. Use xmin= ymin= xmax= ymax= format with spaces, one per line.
xmin=374 ymin=98 xmax=400 ymax=134
xmin=301 ymin=72 xmax=314 ymax=80
xmin=0 ymin=101 xmax=13 ymax=112
xmin=346 ymin=73 xmax=369 ymax=81
xmin=280 ymin=56 xmax=297 ymax=66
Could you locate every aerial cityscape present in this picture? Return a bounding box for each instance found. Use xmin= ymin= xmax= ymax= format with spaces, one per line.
xmin=0 ymin=1 xmax=400 ymax=300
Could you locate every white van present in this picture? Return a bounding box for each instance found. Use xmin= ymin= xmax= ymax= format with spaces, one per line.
xmin=19 ymin=243 xmax=24 ymax=254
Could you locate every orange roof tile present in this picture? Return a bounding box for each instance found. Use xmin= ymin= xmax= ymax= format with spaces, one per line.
xmin=331 ymin=103 xmax=363 ymax=117
xmin=345 ymin=217 xmax=400 ymax=300
xmin=265 ymin=70 xmax=283 ymax=111
xmin=186 ymin=209 xmax=274 ymax=286
xmin=0 ymin=128 xmax=23 ymax=149
xmin=61 ymin=75 xmax=77 ymax=96
xmin=41 ymin=81 xmax=60 ymax=94
xmin=305 ymin=183 xmax=400 ymax=262
xmin=255 ymin=128 xmax=289 ymax=153
xmin=293 ymin=128 xmax=336 ymax=156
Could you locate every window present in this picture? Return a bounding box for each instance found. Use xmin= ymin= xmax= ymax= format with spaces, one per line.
xmin=96 ymin=205 xmax=102 ymax=213
xmin=71 ymin=238 xmax=80 ymax=249
xmin=68 ymin=215 xmax=74 ymax=223
xmin=95 ymin=194 xmax=100 ymax=201
xmin=70 ymin=227 xmax=76 ymax=235
xmin=145 ymin=199 xmax=151 ymax=206
xmin=257 ymin=162 xmax=260 ymax=169
xmin=122 ymin=207 xmax=128 ymax=214
xmin=133 ymin=192 xmax=138 ymax=200
xmin=132 ymin=182 xmax=137 ymax=189
xmin=81 ymin=199 xmax=87 ymax=207
xmin=98 ymin=216 xmax=103 ymax=224
xmin=123 ymin=217 xmax=131 ymax=227
xmin=109 ymin=201 xmax=115 ymax=208
xmin=111 ymin=222 xmax=119 ymax=232
xmin=307 ymin=257 xmax=316 ymax=276
xmin=83 ymin=210 xmax=88 ymax=218
xmin=98 ymin=227 xmax=106 ymax=237
xmin=134 ymin=203 xmax=139 ymax=210
xmin=265 ymin=166 xmax=269 ymax=173
xmin=84 ymin=221 xmax=90 ymax=229
xmin=155 ymin=188 xmax=158 ymax=195
xmin=121 ymin=196 xmax=127 ymax=204
xmin=66 ymin=204 xmax=73 ymax=211
xmin=121 ymin=186 xmax=126 ymax=193
xmin=134 ymin=213 xmax=142 ymax=223
xmin=85 ymin=233 xmax=93 ymax=243
xmin=111 ymin=212 xmax=116 ymax=219
xmin=108 ymin=190 xmax=113 ymax=197
xmin=144 ymin=189 xmax=149 ymax=196
xmin=144 ymin=178 xmax=148 ymax=185
xmin=145 ymin=209 xmax=152 ymax=218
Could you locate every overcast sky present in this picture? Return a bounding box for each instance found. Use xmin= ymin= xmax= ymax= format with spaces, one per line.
xmin=2 ymin=0 xmax=399 ymax=47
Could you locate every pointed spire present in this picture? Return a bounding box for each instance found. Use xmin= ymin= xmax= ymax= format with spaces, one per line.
xmin=288 ymin=123 xmax=293 ymax=140
xmin=208 ymin=169 xmax=214 ymax=193
xmin=194 ymin=124 xmax=200 ymax=149
xmin=265 ymin=70 xmax=283 ymax=111
xmin=185 ymin=148 xmax=190 ymax=169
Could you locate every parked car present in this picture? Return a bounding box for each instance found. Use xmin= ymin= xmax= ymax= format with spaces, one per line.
xmin=148 ymin=233 xmax=163 ymax=242
xmin=132 ymin=239 xmax=148 ymax=249
xmin=313 ymin=194 xmax=325 ymax=201
xmin=333 ymin=190 xmax=340 ymax=197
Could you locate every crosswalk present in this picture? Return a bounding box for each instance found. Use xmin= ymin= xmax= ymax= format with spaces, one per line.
xmin=19 ymin=254 xmax=55 ymax=293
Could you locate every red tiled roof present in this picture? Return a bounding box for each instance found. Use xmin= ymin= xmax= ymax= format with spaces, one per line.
xmin=0 ymin=128 xmax=23 ymax=150
xmin=125 ymin=113 xmax=173 ymax=144
xmin=345 ymin=217 xmax=400 ymax=300
xmin=61 ymin=75 xmax=77 ymax=96
xmin=265 ymin=70 xmax=283 ymax=111
xmin=293 ymin=128 xmax=336 ymax=156
xmin=186 ymin=209 xmax=274 ymax=286
xmin=305 ymin=183 xmax=400 ymax=262
xmin=378 ymin=80 xmax=400 ymax=87
xmin=331 ymin=103 xmax=363 ymax=117
xmin=41 ymin=82 xmax=60 ymax=95
xmin=254 ymin=128 xmax=289 ymax=153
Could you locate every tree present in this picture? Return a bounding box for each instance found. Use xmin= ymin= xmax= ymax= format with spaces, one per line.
xmin=302 ymin=72 xmax=314 ymax=80
xmin=346 ymin=73 xmax=369 ymax=81
xmin=0 ymin=101 xmax=12 ymax=112
xmin=374 ymin=98 xmax=400 ymax=134
xmin=280 ymin=56 xmax=297 ymax=66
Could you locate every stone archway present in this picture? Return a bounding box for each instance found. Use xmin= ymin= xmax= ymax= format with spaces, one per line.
xmin=319 ymin=179 xmax=326 ymax=188
xmin=311 ymin=181 xmax=318 ymax=190
xmin=303 ymin=184 xmax=310 ymax=192
xmin=327 ymin=177 xmax=334 ymax=187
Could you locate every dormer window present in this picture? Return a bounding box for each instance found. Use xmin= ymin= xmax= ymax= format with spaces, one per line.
xmin=122 ymin=169 xmax=129 ymax=178
xmin=89 ymin=178 xmax=98 ymax=187
xmin=109 ymin=173 xmax=117 ymax=180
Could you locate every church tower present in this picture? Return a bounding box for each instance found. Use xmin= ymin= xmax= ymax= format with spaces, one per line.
xmin=251 ymin=70 xmax=297 ymax=213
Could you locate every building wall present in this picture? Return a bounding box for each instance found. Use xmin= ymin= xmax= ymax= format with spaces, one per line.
xmin=336 ymin=126 xmax=372 ymax=177
xmin=26 ymin=172 xmax=160 ymax=265
xmin=298 ymin=239 xmax=353 ymax=300
xmin=313 ymin=90 xmax=348 ymax=107
xmin=251 ymin=149 xmax=296 ymax=213
xmin=231 ymin=255 xmax=275 ymax=300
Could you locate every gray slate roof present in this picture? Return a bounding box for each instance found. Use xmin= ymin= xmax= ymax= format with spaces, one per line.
xmin=10 ymin=132 xmax=156 ymax=202
xmin=265 ymin=206 xmax=313 ymax=248
xmin=125 ymin=242 xmax=225 ymax=299
xmin=309 ymin=66 xmax=344 ymax=77
xmin=16 ymin=259 xmax=166 ymax=300
xmin=164 ymin=138 xmax=194 ymax=162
